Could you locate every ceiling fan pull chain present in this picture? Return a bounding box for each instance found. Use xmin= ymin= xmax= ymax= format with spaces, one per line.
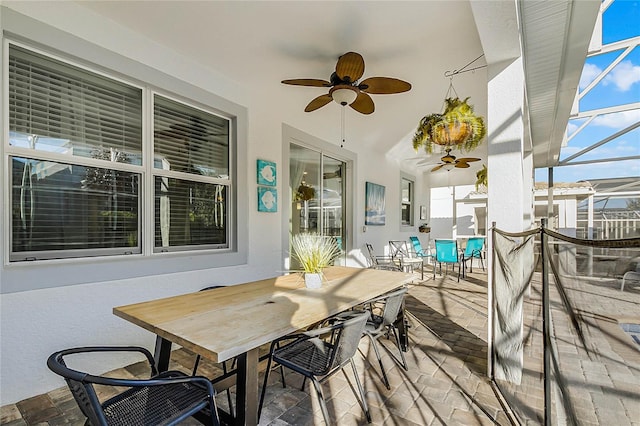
xmin=341 ymin=106 xmax=346 ymax=147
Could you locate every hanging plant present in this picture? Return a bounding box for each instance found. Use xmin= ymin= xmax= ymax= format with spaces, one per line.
xmin=475 ymin=164 xmax=487 ymax=190
xmin=412 ymin=97 xmax=486 ymax=154
xmin=294 ymin=183 xmax=315 ymax=202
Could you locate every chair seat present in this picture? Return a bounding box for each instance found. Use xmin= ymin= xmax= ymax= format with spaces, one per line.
xmin=102 ymin=371 xmax=210 ymax=426
xmin=364 ymin=314 xmax=384 ymax=333
xmin=274 ymin=338 xmax=335 ymax=377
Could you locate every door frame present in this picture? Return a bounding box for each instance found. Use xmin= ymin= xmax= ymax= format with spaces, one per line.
xmin=281 ymin=124 xmax=357 ymax=269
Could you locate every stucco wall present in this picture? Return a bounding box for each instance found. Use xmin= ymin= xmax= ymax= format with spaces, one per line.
xmin=0 ymin=3 xmax=426 ymax=404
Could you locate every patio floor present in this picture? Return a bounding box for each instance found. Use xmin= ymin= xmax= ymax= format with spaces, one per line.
xmin=2 ymin=263 xmax=637 ymax=425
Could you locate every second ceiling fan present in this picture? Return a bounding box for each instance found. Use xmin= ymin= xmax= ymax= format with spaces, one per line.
xmin=282 ymin=52 xmax=411 ymax=115
xmin=424 ymin=147 xmax=480 ymax=172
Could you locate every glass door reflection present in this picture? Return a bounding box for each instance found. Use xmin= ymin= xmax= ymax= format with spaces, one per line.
xmin=289 ymin=144 xmax=346 ymax=268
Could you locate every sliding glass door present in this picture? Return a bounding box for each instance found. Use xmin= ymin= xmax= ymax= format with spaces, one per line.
xmin=290 ymin=143 xmax=346 ymax=267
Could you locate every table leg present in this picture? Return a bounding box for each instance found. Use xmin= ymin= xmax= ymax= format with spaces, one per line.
xmin=234 ymin=347 xmax=259 ymax=426
xmin=154 ymin=336 xmax=172 ymax=372
xmin=395 ymin=307 xmax=409 ymax=352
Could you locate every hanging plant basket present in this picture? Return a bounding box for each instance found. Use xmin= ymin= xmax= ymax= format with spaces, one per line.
xmin=413 ymin=97 xmax=486 ymax=154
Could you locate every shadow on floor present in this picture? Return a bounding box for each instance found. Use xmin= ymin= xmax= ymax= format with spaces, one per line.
xmin=405 ymin=294 xmax=488 ymax=376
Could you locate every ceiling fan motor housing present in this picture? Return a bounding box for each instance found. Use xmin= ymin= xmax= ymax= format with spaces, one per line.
xmin=330 ymin=85 xmax=359 ymax=106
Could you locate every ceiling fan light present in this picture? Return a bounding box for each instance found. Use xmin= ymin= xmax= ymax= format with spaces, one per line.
xmin=443 ymin=163 xmax=455 ymax=171
xmin=331 ymin=87 xmax=358 ymax=106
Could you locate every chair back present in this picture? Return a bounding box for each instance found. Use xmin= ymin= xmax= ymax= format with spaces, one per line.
xmin=48 ymin=347 xmax=156 ymax=426
xmin=365 ymin=243 xmax=378 ymax=267
xmin=409 ymin=236 xmax=427 ymax=257
xmin=389 ymin=240 xmax=411 ymax=259
xmin=330 ymin=311 xmax=370 ymax=371
xmin=435 ymin=239 xmax=459 ymax=263
xmin=463 ymin=237 xmax=485 ymax=258
xmin=380 ymin=287 xmax=408 ymax=327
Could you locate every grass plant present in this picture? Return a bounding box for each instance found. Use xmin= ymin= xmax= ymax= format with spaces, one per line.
xmin=291 ymin=233 xmax=341 ymax=273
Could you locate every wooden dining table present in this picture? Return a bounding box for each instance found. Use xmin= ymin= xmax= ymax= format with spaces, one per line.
xmin=113 ymin=266 xmax=412 ymax=426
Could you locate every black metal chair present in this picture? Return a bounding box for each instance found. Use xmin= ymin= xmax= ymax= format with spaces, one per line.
xmin=192 ymin=285 xmax=235 ymax=417
xmin=362 ymin=286 xmax=409 ymax=390
xmin=258 ymin=311 xmax=371 ymax=425
xmin=47 ymin=346 xmax=220 ymax=426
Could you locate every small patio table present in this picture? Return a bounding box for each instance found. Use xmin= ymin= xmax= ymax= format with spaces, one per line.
xmin=113 ymin=266 xmax=411 ymax=426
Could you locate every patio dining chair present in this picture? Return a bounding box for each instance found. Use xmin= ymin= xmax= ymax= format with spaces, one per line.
xmin=389 ymin=240 xmax=424 ymax=279
xmin=434 ymin=239 xmax=461 ymax=282
xmin=460 ymin=236 xmax=485 ymax=276
xmin=365 ymin=243 xmax=401 ymax=271
xmin=47 ymin=346 xmax=220 ymax=426
xmin=258 ymin=311 xmax=371 ymax=425
xmin=361 ymin=286 xmax=408 ymax=390
xmin=410 ymin=236 xmax=435 ymax=268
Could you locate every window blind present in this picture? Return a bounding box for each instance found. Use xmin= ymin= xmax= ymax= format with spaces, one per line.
xmin=9 ymin=45 xmax=142 ymax=164
xmin=154 ymin=95 xmax=229 ymax=177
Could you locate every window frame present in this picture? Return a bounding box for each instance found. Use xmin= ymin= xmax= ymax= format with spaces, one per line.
xmin=1 ymin=12 xmax=248 ymax=293
xmin=151 ymin=92 xmax=233 ymax=253
xmin=400 ymin=174 xmax=415 ymax=227
xmin=7 ymin=42 xmax=147 ymax=261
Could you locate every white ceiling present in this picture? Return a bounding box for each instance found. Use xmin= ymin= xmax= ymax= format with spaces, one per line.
xmin=59 ymin=1 xmax=597 ymax=178
xmin=76 ymin=0 xmax=489 ymax=174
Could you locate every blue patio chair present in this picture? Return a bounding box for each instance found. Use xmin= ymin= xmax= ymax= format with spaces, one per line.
xmin=434 ymin=239 xmax=461 ymax=282
xmin=409 ymin=236 xmax=434 ymax=262
xmin=461 ymin=237 xmax=485 ymax=276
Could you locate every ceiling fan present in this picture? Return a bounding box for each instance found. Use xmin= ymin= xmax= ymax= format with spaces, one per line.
xmin=425 ymin=148 xmax=480 ymax=172
xmin=282 ymin=52 xmax=411 ymax=115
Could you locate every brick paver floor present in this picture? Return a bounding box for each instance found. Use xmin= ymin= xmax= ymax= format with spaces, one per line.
xmin=2 ymin=263 xmax=638 ymax=425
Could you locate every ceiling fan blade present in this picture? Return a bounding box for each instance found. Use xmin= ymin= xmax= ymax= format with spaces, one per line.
xmin=359 ymin=77 xmax=412 ymax=94
xmin=282 ymin=79 xmax=331 ymax=87
xmin=336 ymin=52 xmax=365 ymax=83
xmin=431 ymin=164 xmax=444 ymax=172
xmin=349 ymin=91 xmax=374 ymax=115
xmin=416 ymin=159 xmax=440 ymax=166
xmin=458 ymin=157 xmax=481 ymax=163
xmin=455 ymin=162 xmax=470 ymax=168
xmin=304 ymin=94 xmax=333 ymax=112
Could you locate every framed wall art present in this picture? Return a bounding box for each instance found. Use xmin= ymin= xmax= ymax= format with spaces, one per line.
xmin=365 ymin=182 xmax=386 ymax=226
xmin=257 ymin=159 xmax=276 ymax=186
xmin=257 ymin=187 xmax=277 ymax=212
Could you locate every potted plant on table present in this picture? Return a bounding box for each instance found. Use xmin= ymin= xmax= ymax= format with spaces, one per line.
xmin=291 ymin=233 xmax=341 ymax=288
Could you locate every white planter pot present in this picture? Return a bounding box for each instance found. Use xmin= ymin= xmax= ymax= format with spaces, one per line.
xmin=304 ymin=273 xmax=323 ymax=289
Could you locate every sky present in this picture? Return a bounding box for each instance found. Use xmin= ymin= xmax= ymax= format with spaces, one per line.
xmin=534 ymin=0 xmax=640 ymax=183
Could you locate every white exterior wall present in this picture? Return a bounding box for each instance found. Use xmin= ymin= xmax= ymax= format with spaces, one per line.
xmin=0 ymin=3 xmax=425 ymax=404
xmin=486 ymin=58 xmax=528 ymax=233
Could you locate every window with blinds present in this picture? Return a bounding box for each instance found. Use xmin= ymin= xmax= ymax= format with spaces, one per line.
xmin=6 ymin=43 xmax=231 ymax=261
xmin=153 ymin=95 xmax=230 ymax=251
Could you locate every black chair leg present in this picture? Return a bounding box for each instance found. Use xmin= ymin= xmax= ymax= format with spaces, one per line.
xmin=390 ymin=327 xmax=408 ymax=371
xmin=257 ymin=356 xmax=273 ymax=421
xmin=368 ymin=335 xmax=390 ymax=390
xmin=310 ymin=377 xmax=330 ymax=425
xmin=347 ymin=360 xmax=371 ymax=423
